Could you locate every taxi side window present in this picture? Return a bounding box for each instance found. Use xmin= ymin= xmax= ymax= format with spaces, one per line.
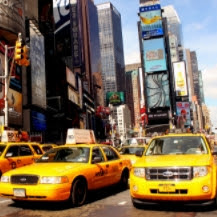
xmin=92 ymin=147 xmax=105 ymax=163
xmin=5 ymin=146 xmax=19 ymax=157
xmin=102 ymin=147 xmax=119 ymax=161
xmin=19 ymin=145 xmax=33 ymax=156
xmin=31 ymin=145 xmax=43 ymax=155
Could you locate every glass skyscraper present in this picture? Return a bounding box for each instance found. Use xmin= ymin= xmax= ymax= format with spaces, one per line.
xmin=97 ymin=2 xmax=125 ymax=104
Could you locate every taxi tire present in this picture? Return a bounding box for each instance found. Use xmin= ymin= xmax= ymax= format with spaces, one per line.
xmin=120 ymin=169 xmax=129 ymax=189
xmin=70 ymin=178 xmax=87 ymax=207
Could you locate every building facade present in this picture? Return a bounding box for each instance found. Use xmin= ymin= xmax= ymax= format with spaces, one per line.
xmin=97 ymin=2 xmax=126 ymax=104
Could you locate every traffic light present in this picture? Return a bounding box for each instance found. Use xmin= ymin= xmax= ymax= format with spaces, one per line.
xmin=20 ymin=45 xmax=30 ymax=66
xmin=14 ymin=40 xmax=22 ymax=61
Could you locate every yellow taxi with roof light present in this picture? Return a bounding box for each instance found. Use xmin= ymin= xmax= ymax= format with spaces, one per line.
xmin=130 ymin=131 xmax=217 ymax=208
xmin=0 ymin=129 xmax=131 ymax=206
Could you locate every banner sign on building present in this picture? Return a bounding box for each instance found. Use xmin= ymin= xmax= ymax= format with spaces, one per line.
xmin=66 ymin=67 xmax=76 ymax=88
xmin=140 ymin=4 xmax=163 ymax=38
xmin=173 ymin=61 xmax=188 ymax=97
xmin=30 ymin=25 xmax=47 ymax=109
xmin=146 ymin=73 xmax=170 ymax=109
xmin=70 ymin=0 xmax=82 ymax=67
xmin=176 ymin=102 xmax=191 ymax=126
xmin=53 ymin=0 xmax=71 ymax=33
xmin=106 ymin=92 xmax=125 ymax=106
xmin=143 ymin=38 xmax=167 ymax=73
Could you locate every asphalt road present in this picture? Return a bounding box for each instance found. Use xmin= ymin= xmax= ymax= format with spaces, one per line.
xmin=0 ymin=188 xmax=217 ymax=217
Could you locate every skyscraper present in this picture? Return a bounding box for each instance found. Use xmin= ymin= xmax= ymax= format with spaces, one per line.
xmin=162 ymin=5 xmax=184 ymax=61
xmin=97 ymin=2 xmax=126 ymax=104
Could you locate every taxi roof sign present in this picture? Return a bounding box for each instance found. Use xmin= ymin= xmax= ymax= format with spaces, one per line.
xmin=66 ymin=129 xmax=96 ymax=144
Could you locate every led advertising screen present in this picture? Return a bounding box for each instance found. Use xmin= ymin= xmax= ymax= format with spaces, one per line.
xmin=106 ymin=92 xmax=125 ymax=106
xmin=140 ymin=4 xmax=163 ymax=38
xmin=143 ymin=38 xmax=167 ymax=73
xmin=173 ymin=61 xmax=188 ymax=97
xmin=176 ymin=102 xmax=191 ymax=126
xmin=146 ymin=73 xmax=170 ymax=109
xmin=31 ymin=111 xmax=47 ymax=131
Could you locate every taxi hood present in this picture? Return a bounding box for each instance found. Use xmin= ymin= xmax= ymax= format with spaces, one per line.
xmin=5 ymin=163 xmax=87 ymax=176
xmin=135 ymin=154 xmax=212 ymax=167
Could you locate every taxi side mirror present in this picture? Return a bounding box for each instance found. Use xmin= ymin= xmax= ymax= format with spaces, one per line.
xmin=92 ymin=156 xmax=102 ymax=164
xmin=135 ymin=150 xmax=143 ymax=157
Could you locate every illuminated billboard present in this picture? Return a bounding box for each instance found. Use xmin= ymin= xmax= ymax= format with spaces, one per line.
xmin=140 ymin=4 xmax=163 ymax=38
xmin=146 ymin=73 xmax=170 ymax=109
xmin=143 ymin=38 xmax=167 ymax=73
xmin=173 ymin=61 xmax=188 ymax=97
xmin=106 ymin=92 xmax=125 ymax=106
xmin=176 ymin=102 xmax=191 ymax=126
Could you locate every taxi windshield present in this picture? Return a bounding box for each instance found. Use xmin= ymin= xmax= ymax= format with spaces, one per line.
xmin=37 ymin=147 xmax=90 ymax=163
xmin=146 ymin=136 xmax=208 ymax=156
xmin=120 ymin=147 xmax=145 ymax=155
xmin=0 ymin=145 xmax=6 ymax=156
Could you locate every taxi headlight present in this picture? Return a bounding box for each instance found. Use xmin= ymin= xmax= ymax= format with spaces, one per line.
xmin=40 ymin=176 xmax=69 ymax=184
xmin=193 ymin=166 xmax=208 ymax=178
xmin=1 ymin=176 xmax=10 ymax=183
xmin=133 ymin=168 xmax=145 ymax=178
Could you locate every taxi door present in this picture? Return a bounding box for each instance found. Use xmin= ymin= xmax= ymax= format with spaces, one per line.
xmin=101 ymin=146 xmax=123 ymax=184
xmin=89 ymin=147 xmax=110 ymax=189
xmin=4 ymin=145 xmax=20 ymax=171
xmin=18 ymin=144 xmax=35 ymax=166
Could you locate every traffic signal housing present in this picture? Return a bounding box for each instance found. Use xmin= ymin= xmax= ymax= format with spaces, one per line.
xmin=14 ymin=41 xmax=22 ymax=61
xmin=20 ymin=45 xmax=30 ymax=66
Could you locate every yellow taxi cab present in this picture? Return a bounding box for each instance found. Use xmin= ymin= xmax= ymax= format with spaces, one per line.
xmin=130 ymin=131 xmax=217 ymax=208
xmin=0 ymin=142 xmax=44 ymax=177
xmin=0 ymin=129 xmax=131 ymax=207
xmin=119 ymin=145 xmax=147 ymax=165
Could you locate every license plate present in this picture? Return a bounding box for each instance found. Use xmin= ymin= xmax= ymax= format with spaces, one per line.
xmin=159 ymin=184 xmax=175 ymax=192
xmin=13 ymin=188 xmax=26 ymax=197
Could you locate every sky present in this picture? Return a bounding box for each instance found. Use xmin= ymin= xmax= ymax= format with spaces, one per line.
xmin=94 ymin=0 xmax=217 ymax=130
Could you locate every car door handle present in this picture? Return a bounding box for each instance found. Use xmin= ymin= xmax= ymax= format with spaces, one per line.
xmin=17 ymin=160 xmax=21 ymax=164
xmin=119 ymin=162 xmax=123 ymax=165
xmin=106 ymin=164 xmax=109 ymax=168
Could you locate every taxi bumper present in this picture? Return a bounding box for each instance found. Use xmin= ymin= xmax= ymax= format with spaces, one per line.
xmin=130 ymin=174 xmax=216 ymax=202
xmin=0 ymin=182 xmax=71 ymax=201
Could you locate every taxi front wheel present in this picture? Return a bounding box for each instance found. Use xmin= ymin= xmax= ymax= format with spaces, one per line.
xmin=70 ymin=178 xmax=87 ymax=207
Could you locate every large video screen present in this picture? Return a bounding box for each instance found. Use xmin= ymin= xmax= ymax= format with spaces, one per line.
xmin=140 ymin=4 xmax=163 ymax=38
xmin=143 ymin=38 xmax=167 ymax=73
xmin=106 ymin=92 xmax=125 ymax=106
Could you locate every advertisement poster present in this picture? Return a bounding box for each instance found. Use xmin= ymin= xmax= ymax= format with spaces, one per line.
xmin=173 ymin=61 xmax=188 ymax=97
xmin=143 ymin=38 xmax=167 ymax=73
xmin=146 ymin=73 xmax=170 ymax=109
xmin=140 ymin=4 xmax=163 ymax=38
xmin=106 ymin=92 xmax=125 ymax=106
xmin=176 ymin=102 xmax=191 ymax=127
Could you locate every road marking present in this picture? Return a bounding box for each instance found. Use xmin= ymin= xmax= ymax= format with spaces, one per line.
xmin=118 ymin=201 xmax=127 ymax=205
xmin=0 ymin=200 xmax=11 ymax=204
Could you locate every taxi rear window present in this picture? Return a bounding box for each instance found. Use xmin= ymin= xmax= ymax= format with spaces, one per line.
xmin=0 ymin=145 xmax=6 ymax=156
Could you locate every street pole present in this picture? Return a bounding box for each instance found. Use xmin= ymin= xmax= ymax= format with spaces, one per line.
xmin=4 ymin=45 xmax=8 ymax=127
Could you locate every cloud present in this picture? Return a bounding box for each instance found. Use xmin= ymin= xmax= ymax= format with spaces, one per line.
xmin=124 ymin=51 xmax=141 ymax=65
xmin=184 ymin=17 xmax=211 ymax=31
